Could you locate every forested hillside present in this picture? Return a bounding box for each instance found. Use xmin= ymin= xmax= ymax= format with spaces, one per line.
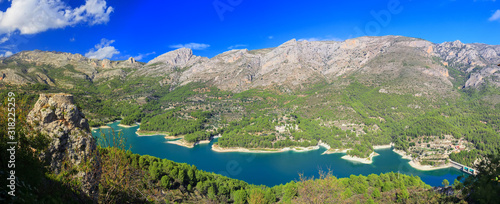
xmin=1 ymin=89 xmax=499 ymax=203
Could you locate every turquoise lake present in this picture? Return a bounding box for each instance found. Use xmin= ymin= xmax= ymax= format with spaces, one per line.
xmin=93 ymin=122 xmax=465 ymax=187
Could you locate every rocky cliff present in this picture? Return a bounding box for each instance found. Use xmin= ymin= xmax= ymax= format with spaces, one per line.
xmin=26 ymin=93 xmax=101 ymax=200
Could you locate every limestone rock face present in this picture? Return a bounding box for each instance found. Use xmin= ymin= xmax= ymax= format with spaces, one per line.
xmin=177 ymin=36 xmax=457 ymax=93
xmin=34 ymin=72 xmax=56 ymax=86
xmin=137 ymin=48 xmax=209 ymax=77
xmin=0 ymin=69 xmax=33 ymax=84
xmin=26 ymin=93 xmax=101 ymax=200
xmin=465 ymin=66 xmax=500 ymax=88
xmin=93 ymin=69 xmax=127 ymax=81
xmin=147 ymin=48 xmax=195 ymax=66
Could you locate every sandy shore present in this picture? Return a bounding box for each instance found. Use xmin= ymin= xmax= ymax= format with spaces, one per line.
xmin=166 ymin=137 xmax=212 ymax=148
xmin=373 ymin=143 xmax=394 ymax=149
xmin=135 ymin=129 xmax=169 ymax=136
xmin=408 ymin=160 xmax=452 ymax=171
xmin=196 ymin=140 xmax=211 ymax=145
xmin=285 ymin=146 xmax=321 ymax=152
xmin=322 ymin=148 xmax=350 ymax=155
xmin=91 ymin=125 xmax=111 ymax=131
xmin=212 ymin=144 xmax=320 ymax=153
xmin=166 ymin=139 xmax=195 ymax=148
xmin=393 ymin=149 xmax=412 ymax=160
xmin=107 ymin=120 xmax=118 ymax=124
xmin=322 ymin=143 xmax=393 ymax=155
xmin=117 ymin=123 xmax=138 ymax=128
xmin=341 ymin=152 xmax=379 ymax=164
xmin=318 ymin=141 xmax=331 ymax=149
xmin=393 ymin=149 xmax=452 ymax=171
xmin=164 ymin=135 xmax=185 ymax=139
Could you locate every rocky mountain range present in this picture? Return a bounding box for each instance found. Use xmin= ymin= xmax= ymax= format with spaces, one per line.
xmin=1 ymin=35 xmax=499 ymax=94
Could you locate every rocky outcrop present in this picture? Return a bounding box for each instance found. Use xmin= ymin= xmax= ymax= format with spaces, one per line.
xmin=146 ymin=48 xmax=204 ymax=67
xmin=431 ymin=41 xmax=500 ymax=89
xmin=26 ymin=93 xmax=101 ymax=201
xmin=93 ymin=69 xmax=127 ymax=82
xmin=465 ymin=66 xmax=500 ymax=88
xmin=135 ymin=48 xmax=208 ymax=77
xmin=0 ymin=69 xmax=34 ymax=84
xmin=34 ymin=72 xmax=56 ymax=86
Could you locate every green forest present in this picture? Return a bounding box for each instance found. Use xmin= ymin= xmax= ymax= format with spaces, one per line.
xmin=1 ymin=84 xmax=499 ymax=203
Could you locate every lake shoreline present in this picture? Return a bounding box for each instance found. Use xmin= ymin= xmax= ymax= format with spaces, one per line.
xmin=393 ymin=149 xmax=452 ymax=171
xmin=211 ymin=144 xmax=320 ymax=153
xmin=322 ymin=143 xmax=394 ymax=155
xmin=135 ymin=128 xmax=170 ymax=136
xmin=393 ymin=149 xmax=412 ymax=160
xmin=166 ymin=139 xmax=211 ymax=148
xmin=341 ymin=152 xmax=380 ymax=164
xmin=97 ymin=123 xmax=453 ymax=171
xmin=322 ymin=148 xmax=350 ymax=154
xmin=373 ymin=143 xmax=394 ymax=149
xmin=117 ymin=123 xmax=138 ymax=128
xmin=93 ymin=122 xmax=462 ymax=187
xmin=91 ymin=125 xmax=111 ymax=131
xmin=408 ymin=160 xmax=452 ymax=171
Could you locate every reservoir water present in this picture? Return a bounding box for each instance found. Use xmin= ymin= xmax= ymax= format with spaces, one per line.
xmin=93 ymin=122 xmax=465 ymax=187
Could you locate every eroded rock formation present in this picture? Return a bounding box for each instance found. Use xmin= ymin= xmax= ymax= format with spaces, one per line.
xmin=27 ymin=93 xmax=101 ymax=200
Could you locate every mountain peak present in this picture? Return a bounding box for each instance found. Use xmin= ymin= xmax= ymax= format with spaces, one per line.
xmin=279 ymin=39 xmax=298 ymax=47
xmin=146 ymin=48 xmax=194 ymax=66
xmin=452 ymin=40 xmax=464 ymax=47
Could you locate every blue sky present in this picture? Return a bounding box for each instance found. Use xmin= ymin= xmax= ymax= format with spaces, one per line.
xmin=0 ymin=0 xmax=499 ymax=62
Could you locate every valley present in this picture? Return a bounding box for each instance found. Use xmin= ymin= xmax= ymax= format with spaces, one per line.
xmin=2 ymin=36 xmax=500 ymax=169
xmin=1 ymin=35 xmax=500 ymax=203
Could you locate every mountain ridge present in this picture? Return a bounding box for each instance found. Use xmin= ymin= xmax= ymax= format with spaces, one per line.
xmin=1 ymin=35 xmax=499 ymax=94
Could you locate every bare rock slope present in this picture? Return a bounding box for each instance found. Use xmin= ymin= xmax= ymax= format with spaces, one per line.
xmin=26 ymin=93 xmax=101 ymax=200
xmin=136 ymin=36 xmax=500 ymax=93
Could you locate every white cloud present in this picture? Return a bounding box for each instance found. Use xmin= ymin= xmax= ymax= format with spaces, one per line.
xmin=0 ymin=0 xmax=113 ymax=38
xmin=85 ymin=38 xmax=119 ymax=59
xmin=298 ymin=37 xmax=343 ymax=42
xmin=0 ymin=36 xmax=8 ymax=43
xmin=489 ymin=10 xmax=500 ymax=21
xmin=133 ymin=52 xmax=156 ymax=61
xmin=0 ymin=50 xmax=13 ymax=57
xmin=169 ymin=43 xmax=210 ymax=50
xmin=70 ymin=37 xmax=75 ymax=42
xmin=268 ymin=36 xmax=274 ymax=39
xmin=228 ymin=44 xmax=248 ymax=50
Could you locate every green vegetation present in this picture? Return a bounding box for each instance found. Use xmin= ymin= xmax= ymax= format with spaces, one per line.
xmin=97 ymin=146 xmax=451 ymax=203
xmin=0 ymin=92 xmax=94 ymax=203
xmin=2 ymin=88 xmax=499 ymax=203
xmin=140 ymin=110 xmax=211 ymax=135
xmin=347 ymin=140 xmax=374 ymax=158
xmin=3 ymin=65 xmax=500 ymax=163
xmin=442 ymin=179 xmax=450 ymax=187
xmin=0 ymin=94 xmax=446 ymax=203
xmin=460 ymin=153 xmax=500 ymax=204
